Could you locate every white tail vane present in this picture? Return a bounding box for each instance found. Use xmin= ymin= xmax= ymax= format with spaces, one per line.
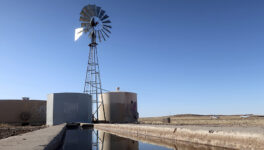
xmin=75 ymin=27 xmax=84 ymax=41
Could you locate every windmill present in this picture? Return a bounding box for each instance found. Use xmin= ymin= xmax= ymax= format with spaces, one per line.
xmin=75 ymin=4 xmax=112 ymax=122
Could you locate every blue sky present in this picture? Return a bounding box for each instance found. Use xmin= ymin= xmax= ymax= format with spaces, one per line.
xmin=0 ymin=0 xmax=264 ymax=117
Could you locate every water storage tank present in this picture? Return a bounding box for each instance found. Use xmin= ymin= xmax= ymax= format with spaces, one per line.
xmin=98 ymin=90 xmax=138 ymax=123
xmin=46 ymin=93 xmax=92 ymax=125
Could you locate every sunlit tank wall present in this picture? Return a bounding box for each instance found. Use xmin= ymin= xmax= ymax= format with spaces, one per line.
xmin=98 ymin=92 xmax=138 ymax=123
xmin=46 ymin=93 xmax=92 ymax=125
xmin=0 ymin=100 xmax=46 ymax=125
xmin=99 ymin=131 xmax=138 ymax=150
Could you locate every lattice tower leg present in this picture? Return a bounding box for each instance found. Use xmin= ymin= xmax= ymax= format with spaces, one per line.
xmin=83 ymin=43 xmax=106 ymax=122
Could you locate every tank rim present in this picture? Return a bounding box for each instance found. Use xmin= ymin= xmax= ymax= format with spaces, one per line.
xmin=103 ymin=91 xmax=137 ymax=95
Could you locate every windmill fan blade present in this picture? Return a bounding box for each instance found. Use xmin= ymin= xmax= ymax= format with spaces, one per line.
xmin=75 ymin=27 xmax=84 ymax=41
xmin=103 ymin=25 xmax=112 ymax=29
xmin=87 ymin=5 xmax=96 ymax=17
xmin=102 ymin=29 xmax=109 ymax=38
xmin=103 ymin=27 xmax=111 ymax=34
xmin=101 ymin=15 xmax=109 ymax=21
xmin=99 ymin=10 xmax=105 ymax=19
xmin=81 ymin=23 xmax=90 ymax=27
xmin=80 ymin=11 xmax=89 ymax=18
xmin=80 ymin=16 xmax=91 ymax=22
xmin=82 ymin=6 xmax=92 ymax=18
xmin=99 ymin=31 xmax=106 ymax=41
xmin=83 ymin=27 xmax=90 ymax=33
xmin=91 ymin=5 xmax=97 ymax=16
xmin=84 ymin=7 xmax=93 ymax=18
xmin=103 ymin=20 xmax=111 ymax=24
xmin=97 ymin=30 xmax=102 ymax=42
xmin=96 ymin=7 xmax=101 ymax=17
xmin=84 ymin=25 xmax=91 ymax=31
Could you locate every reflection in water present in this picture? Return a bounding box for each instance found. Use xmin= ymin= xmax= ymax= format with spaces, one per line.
xmin=60 ymin=128 xmax=232 ymax=150
xmin=99 ymin=131 xmax=138 ymax=150
xmin=61 ymin=128 xmax=92 ymax=150
xmin=60 ymin=128 xmax=138 ymax=150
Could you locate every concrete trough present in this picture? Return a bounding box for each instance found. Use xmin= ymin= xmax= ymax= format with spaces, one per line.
xmin=0 ymin=124 xmax=66 ymax=150
xmin=2 ymin=123 xmax=263 ymax=150
xmin=94 ymin=123 xmax=264 ymax=150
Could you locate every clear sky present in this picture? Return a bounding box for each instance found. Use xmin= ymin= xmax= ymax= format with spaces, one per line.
xmin=0 ymin=0 xmax=264 ymax=117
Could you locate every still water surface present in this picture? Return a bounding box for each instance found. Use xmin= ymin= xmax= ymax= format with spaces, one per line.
xmin=60 ymin=127 xmax=232 ymax=150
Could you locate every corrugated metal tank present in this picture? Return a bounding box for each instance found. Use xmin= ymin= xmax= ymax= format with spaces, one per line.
xmin=98 ymin=91 xmax=138 ymax=123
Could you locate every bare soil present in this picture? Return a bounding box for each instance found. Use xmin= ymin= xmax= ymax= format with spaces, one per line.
xmin=0 ymin=124 xmax=45 ymax=140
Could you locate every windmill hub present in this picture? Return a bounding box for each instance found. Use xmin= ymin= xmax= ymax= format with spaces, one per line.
xmin=90 ymin=17 xmax=102 ymax=30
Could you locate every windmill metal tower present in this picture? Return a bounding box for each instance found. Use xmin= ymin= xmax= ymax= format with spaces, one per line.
xmin=75 ymin=4 xmax=111 ymax=122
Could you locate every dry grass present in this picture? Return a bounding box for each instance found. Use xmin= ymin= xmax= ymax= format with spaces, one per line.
xmin=139 ymin=114 xmax=264 ymax=127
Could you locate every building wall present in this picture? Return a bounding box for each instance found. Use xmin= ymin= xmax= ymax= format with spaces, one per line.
xmin=0 ymin=100 xmax=46 ymax=125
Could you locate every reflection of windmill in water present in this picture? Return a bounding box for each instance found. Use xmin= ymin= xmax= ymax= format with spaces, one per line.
xmin=75 ymin=4 xmax=112 ymax=121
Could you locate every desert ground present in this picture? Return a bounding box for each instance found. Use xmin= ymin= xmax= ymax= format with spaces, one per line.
xmin=139 ymin=114 xmax=264 ymax=127
xmin=0 ymin=124 xmax=45 ymax=140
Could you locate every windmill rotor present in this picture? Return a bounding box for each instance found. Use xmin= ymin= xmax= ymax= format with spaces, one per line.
xmin=75 ymin=4 xmax=112 ymax=42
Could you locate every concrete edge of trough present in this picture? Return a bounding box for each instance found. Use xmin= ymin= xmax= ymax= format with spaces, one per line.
xmin=94 ymin=123 xmax=264 ymax=149
xmin=44 ymin=124 xmax=66 ymax=150
xmin=0 ymin=124 xmax=66 ymax=150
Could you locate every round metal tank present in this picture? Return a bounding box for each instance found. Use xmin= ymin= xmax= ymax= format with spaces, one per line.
xmin=46 ymin=93 xmax=92 ymax=125
xmin=98 ymin=91 xmax=138 ymax=123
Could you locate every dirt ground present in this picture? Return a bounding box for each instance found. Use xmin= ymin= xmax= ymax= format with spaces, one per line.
xmin=0 ymin=124 xmax=45 ymax=140
xmin=139 ymin=114 xmax=264 ymax=127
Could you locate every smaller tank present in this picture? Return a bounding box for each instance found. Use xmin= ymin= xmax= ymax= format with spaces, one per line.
xmin=99 ymin=88 xmax=138 ymax=123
